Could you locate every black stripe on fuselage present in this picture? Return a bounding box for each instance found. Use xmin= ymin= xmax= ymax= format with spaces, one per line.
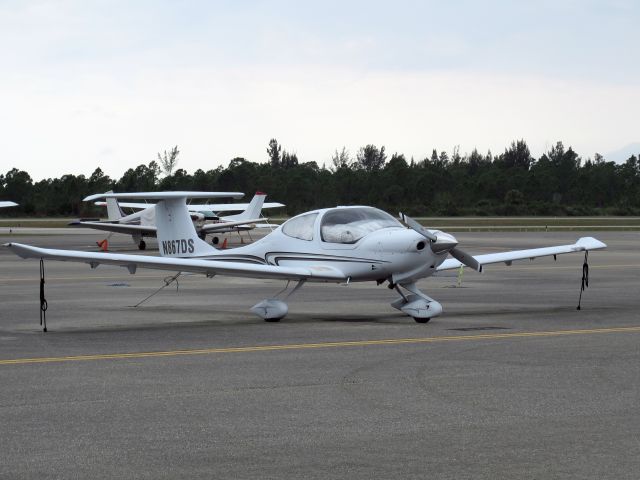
xmin=187 ymin=251 xmax=389 ymax=266
xmin=195 ymin=254 xmax=266 ymax=264
xmin=265 ymin=251 xmax=388 ymax=266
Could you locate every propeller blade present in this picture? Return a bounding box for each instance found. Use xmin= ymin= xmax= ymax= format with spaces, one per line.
xmin=399 ymin=212 xmax=437 ymax=242
xmin=450 ymin=247 xmax=482 ymax=272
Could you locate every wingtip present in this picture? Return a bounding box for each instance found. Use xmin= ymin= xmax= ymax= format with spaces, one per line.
xmin=83 ymin=193 xmax=103 ymax=202
xmin=576 ymin=237 xmax=607 ymax=250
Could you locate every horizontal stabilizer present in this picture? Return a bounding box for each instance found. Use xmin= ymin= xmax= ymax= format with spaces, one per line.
xmin=84 ymin=191 xmax=244 ymax=202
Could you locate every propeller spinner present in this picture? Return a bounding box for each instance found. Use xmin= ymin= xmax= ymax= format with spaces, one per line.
xmin=399 ymin=212 xmax=482 ymax=272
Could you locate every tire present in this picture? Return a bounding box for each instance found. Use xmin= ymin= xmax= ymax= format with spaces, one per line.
xmin=264 ymin=318 xmax=281 ymax=323
xmin=138 ymin=240 xmax=146 ymax=250
xmin=212 ymin=237 xmax=219 ymax=245
xmin=413 ymin=317 xmax=431 ymax=323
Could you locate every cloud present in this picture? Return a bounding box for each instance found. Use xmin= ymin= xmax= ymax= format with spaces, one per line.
xmin=0 ymin=1 xmax=638 ymax=179
xmin=1 ymin=65 xmax=638 ymax=179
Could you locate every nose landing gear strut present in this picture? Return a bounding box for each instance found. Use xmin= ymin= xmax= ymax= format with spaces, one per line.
xmin=390 ymin=282 xmax=443 ymax=323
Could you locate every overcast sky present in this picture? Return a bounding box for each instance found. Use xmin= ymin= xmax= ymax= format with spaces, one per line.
xmin=1 ymin=0 xmax=639 ymax=180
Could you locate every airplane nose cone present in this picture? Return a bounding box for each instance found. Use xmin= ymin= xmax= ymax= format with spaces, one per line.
xmin=430 ymin=231 xmax=458 ymax=253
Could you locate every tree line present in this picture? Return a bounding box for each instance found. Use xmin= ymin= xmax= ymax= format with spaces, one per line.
xmin=1 ymin=139 xmax=639 ymax=217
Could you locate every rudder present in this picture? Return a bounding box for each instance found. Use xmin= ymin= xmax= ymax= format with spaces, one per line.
xmin=224 ymin=192 xmax=266 ymax=221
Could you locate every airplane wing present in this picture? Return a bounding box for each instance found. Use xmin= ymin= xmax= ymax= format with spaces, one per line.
xmin=201 ymin=202 xmax=285 ymax=212
xmin=0 ymin=201 xmax=18 ymax=208
xmin=71 ymin=219 xmax=272 ymax=236
xmin=94 ymin=201 xmax=153 ymax=210
xmin=4 ymin=243 xmax=346 ymax=282
xmin=200 ymin=219 xmax=264 ymax=233
xmin=69 ymin=221 xmax=157 ymax=236
xmin=94 ymin=201 xmax=285 ymax=212
xmin=436 ymin=237 xmax=606 ymax=271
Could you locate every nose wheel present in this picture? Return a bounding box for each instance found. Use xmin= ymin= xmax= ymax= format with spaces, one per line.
xmin=391 ymin=282 xmax=443 ymax=322
xmin=413 ymin=317 xmax=431 ymax=324
xmin=138 ymin=240 xmax=146 ymax=250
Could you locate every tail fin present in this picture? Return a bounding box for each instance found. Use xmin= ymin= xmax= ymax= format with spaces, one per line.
xmin=223 ymin=192 xmax=266 ymax=221
xmin=139 ymin=206 xmax=155 ymax=226
xmin=104 ymin=191 xmax=124 ymax=221
xmin=155 ymin=197 xmax=218 ymax=258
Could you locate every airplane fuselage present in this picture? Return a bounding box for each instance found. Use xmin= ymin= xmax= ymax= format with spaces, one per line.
xmin=189 ymin=211 xmax=449 ymax=285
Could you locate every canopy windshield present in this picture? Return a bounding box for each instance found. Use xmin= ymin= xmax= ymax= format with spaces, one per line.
xmin=321 ymin=207 xmax=402 ymax=244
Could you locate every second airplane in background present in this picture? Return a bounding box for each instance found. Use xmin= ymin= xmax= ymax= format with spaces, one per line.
xmin=70 ymin=191 xmax=284 ymax=250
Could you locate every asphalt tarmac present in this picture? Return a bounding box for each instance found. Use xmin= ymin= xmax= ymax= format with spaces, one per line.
xmin=0 ymin=230 xmax=638 ymax=479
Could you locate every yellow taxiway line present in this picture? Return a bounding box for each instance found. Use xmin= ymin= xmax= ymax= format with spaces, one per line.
xmin=1 ymin=326 xmax=639 ymax=366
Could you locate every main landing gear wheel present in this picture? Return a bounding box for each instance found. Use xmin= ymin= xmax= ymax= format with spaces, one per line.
xmin=264 ymin=318 xmax=281 ymax=323
xmin=212 ymin=236 xmax=219 ymax=245
xmin=413 ymin=317 xmax=431 ymax=324
xmin=138 ymin=240 xmax=146 ymax=250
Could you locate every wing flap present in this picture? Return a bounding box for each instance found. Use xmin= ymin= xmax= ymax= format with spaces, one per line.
xmin=437 ymin=237 xmax=606 ymax=271
xmin=4 ymin=243 xmax=346 ymax=282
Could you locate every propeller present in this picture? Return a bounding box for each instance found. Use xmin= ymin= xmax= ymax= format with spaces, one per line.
xmin=399 ymin=212 xmax=482 ymax=272
xmin=398 ymin=212 xmax=437 ymax=242
xmin=449 ymin=247 xmax=482 ymax=272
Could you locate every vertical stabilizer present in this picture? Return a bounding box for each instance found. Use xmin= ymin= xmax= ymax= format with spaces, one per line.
xmin=105 ymin=191 xmax=124 ymax=221
xmin=223 ymin=192 xmax=266 ymax=221
xmin=139 ymin=207 xmax=155 ymax=226
xmin=155 ymin=197 xmax=217 ymax=257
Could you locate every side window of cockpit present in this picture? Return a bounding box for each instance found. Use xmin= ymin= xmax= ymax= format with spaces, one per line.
xmin=282 ymin=213 xmax=318 ymax=241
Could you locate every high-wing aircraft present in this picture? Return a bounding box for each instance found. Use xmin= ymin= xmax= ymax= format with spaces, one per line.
xmin=6 ymin=194 xmax=606 ymax=324
xmin=70 ymin=191 xmax=282 ymax=250
xmin=0 ymin=201 xmax=18 ymax=208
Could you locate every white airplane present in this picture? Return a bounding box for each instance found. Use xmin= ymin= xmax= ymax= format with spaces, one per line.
xmin=70 ymin=191 xmax=282 ymax=250
xmin=6 ymin=193 xmax=606 ymax=324
xmin=0 ymin=201 xmax=18 ymax=208
xmin=93 ymin=196 xmax=285 ymax=217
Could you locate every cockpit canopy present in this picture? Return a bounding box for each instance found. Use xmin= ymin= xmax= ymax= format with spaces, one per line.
xmin=320 ymin=207 xmax=402 ymax=243
xmin=281 ymin=212 xmax=318 ymax=241
xmin=281 ymin=206 xmax=402 ymax=244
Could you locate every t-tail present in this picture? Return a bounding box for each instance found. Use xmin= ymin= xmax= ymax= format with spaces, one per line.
xmin=155 ymin=197 xmax=218 ymax=258
xmin=223 ymin=192 xmax=266 ymax=222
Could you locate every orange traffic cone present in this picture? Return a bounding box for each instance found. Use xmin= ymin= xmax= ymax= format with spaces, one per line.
xmin=96 ymin=239 xmax=109 ymax=251
xmin=221 ymin=238 xmax=228 ymax=249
